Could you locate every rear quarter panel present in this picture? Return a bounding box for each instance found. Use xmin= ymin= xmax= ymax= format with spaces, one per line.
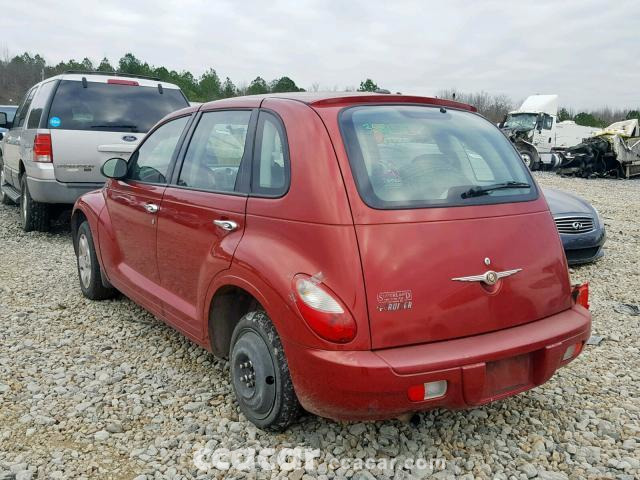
xmin=233 ymin=98 xmax=371 ymax=350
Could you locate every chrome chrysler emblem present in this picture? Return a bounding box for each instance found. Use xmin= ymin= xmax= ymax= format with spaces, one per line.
xmin=452 ymin=268 xmax=522 ymax=285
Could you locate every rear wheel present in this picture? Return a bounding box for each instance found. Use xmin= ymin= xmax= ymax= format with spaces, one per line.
xmin=230 ymin=311 xmax=300 ymax=431
xmin=75 ymin=220 xmax=117 ymax=300
xmin=20 ymin=176 xmax=50 ymax=232
xmin=0 ymin=163 xmax=13 ymax=206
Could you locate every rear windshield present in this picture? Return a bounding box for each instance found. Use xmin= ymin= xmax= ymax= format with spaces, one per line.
xmin=340 ymin=105 xmax=537 ymax=209
xmin=47 ymin=80 xmax=188 ymax=133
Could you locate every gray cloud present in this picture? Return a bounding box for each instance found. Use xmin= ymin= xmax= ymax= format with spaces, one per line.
xmin=5 ymin=0 xmax=640 ymax=108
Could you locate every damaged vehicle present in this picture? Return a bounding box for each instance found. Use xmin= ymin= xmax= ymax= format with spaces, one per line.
xmin=72 ymin=92 xmax=591 ymax=431
xmin=557 ymin=119 xmax=640 ymax=178
xmin=500 ymin=95 xmax=601 ymax=171
xmin=545 ymin=188 xmax=606 ymax=265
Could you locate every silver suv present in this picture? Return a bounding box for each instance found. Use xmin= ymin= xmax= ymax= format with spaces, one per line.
xmin=0 ymin=72 xmax=189 ymax=231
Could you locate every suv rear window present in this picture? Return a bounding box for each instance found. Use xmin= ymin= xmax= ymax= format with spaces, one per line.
xmin=340 ymin=105 xmax=537 ymax=209
xmin=47 ymin=80 xmax=188 ymax=133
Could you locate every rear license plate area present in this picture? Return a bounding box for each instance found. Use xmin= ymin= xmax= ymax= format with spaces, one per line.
xmin=483 ymin=353 xmax=532 ymax=398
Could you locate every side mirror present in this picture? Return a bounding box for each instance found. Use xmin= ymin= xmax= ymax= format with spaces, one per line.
xmin=101 ymin=157 xmax=128 ymax=179
xmin=0 ymin=132 xmax=4 ymax=141
xmin=0 ymin=112 xmax=7 ymax=129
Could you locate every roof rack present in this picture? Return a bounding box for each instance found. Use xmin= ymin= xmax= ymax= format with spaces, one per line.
xmin=63 ymin=70 xmax=161 ymax=81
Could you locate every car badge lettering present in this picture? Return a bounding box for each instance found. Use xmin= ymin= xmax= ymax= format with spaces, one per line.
xmin=122 ymin=135 xmax=137 ymax=142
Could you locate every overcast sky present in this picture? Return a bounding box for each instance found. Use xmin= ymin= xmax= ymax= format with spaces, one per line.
xmin=5 ymin=0 xmax=639 ymax=109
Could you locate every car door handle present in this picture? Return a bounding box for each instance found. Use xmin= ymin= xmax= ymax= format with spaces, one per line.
xmin=213 ymin=219 xmax=238 ymax=231
xmin=144 ymin=203 xmax=159 ymax=213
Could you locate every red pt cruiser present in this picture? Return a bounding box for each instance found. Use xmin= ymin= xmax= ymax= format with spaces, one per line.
xmin=72 ymin=93 xmax=591 ymax=431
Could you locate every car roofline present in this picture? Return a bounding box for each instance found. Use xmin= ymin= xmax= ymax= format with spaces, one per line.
xmin=41 ymin=73 xmax=182 ymax=89
xmin=199 ymin=92 xmax=476 ymax=112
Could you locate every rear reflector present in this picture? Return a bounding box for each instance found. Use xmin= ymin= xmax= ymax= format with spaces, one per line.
xmin=562 ymin=342 xmax=582 ymax=361
xmin=407 ymin=380 xmax=447 ymax=402
xmin=107 ymin=79 xmax=139 ymax=86
xmin=33 ymin=133 xmax=53 ymax=163
xmin=571 ymin=283 xmax=590 ymax=309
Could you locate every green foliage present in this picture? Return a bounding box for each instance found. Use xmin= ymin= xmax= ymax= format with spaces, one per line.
xmin=557 ymin=107 xmax=573 ymax=122
xmin=358 ymin=78 xmax=378 ymax=92
xmin=574 ymin=112 xmax=605 ymax=128
xmin=270 ymin=76 xmax=301 ymax=93
xmin=626 ymin=110 xmax=640 ymax=120
xmin=199 ymin=68 xmax=221 ymax=101
xmin=247 ymin=76 xmax=269 ymax=95
xmin=97 ymin=57 xmax=115 ymax=72
xmin=221 ymin=77 xmax=237 ymax=98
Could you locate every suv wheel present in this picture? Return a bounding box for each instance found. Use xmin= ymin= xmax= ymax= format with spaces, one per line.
xmin=0 ymin=163 xmax=13 ymax=206
xmin=20 ymin=176 xmax=50 ymax=232
xmin=230 ymin=311 xmax=300 ymax=431
xmin=75 ymin=220 xmax=117 ymax=300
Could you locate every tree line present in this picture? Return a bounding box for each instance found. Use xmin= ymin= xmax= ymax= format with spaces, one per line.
xmin=0 ymin=52 xmax=382 ymax=105
xmin=1 ymin=51 xmax=637 ymax=128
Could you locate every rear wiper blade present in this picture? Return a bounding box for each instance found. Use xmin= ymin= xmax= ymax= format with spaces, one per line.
xmin=461 ymin=181 xmax=531 ymax=198
xmin=90 ymin=124 xmax=139 ymax=132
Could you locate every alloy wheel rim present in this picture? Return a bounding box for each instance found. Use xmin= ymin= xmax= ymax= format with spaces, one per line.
xmin=78 ymin=234 xmax=92 ymax=288
xmin=521 ymin=153 xmax=531 ymax=167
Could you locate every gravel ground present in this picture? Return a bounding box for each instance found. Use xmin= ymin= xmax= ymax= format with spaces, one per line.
xmin=0 ymin=172 xmax=638 ymax=480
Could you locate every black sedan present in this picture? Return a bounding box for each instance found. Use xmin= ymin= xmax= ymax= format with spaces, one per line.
xmin=544 ymin=188 xmax=606 ymax=265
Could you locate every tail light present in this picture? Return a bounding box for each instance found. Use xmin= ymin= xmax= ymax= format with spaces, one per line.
xmin=571 ymin=283 xmax=589 ymax=309
xmin=293 ymin=275 xmax=357 ymax=343
xmin=33 ymin=133 xmax=53 ymax=163
xmin=408 ymin=380 xmax=448 ymax=402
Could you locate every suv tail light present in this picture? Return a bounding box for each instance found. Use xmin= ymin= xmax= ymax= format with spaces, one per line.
xmin=33 ymin=133 xmax=53 ymax=163
xmin=293 ymin=275 xmax=357 ymax=343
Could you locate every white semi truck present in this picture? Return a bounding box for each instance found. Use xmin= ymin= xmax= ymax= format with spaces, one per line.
xmin=500 ymin=95 xmax=602 ymax=170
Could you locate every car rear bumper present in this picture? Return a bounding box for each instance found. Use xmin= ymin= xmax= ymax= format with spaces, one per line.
xmin=284 ymin=305 xmax=591 ymax=421
xmin=27 ymin=176 xmax=103 ymax=204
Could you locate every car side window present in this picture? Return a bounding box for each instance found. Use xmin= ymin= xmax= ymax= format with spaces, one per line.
xmin=127 ymin=116 xmax=190 ymax=184
xmin=12 ymin=87 xmax=37 ymax=129
xmin=252 ymin=112 xmax=289 ymax=196
xmin=27 ymin=81 xmax=56 ymax=129
xmin=543 ymin=114 xmax=553 ymax=130
xmin=177 ymin=110 xmax=251 ymax=193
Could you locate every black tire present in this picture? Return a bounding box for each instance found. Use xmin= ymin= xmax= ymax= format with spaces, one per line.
xmin=230 ymin=311 xmax=300 ymax=431
xmin=0 ymin=161 xmax=13 ymax=206
xmin=75 ymin=220 xmax=117 ymax=300
xmin=519 ymin=149 xmax=540 ymax=171
xmin=20 ymin=176 xmax=50 ymax=232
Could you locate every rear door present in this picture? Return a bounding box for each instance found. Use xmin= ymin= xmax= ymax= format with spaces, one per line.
xmin=46 ymin=78 xmax=188 ymax=183
xmin=2 ymin=86 xmax=36 ymax=186
xmin=335 ymin=104 xmax=572 ymax=349
xmin=102 ymin=115 xmax=191 ymax=312
xmin=155 ymin=109 xmax=255 ymax=337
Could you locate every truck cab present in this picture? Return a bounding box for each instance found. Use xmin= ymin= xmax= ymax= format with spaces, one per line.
xmin=501 ymin=95 xmax=601 ymax=171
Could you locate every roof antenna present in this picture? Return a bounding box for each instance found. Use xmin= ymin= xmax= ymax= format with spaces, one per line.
xmin=452 ymin=92 xmax=456 ymax=100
